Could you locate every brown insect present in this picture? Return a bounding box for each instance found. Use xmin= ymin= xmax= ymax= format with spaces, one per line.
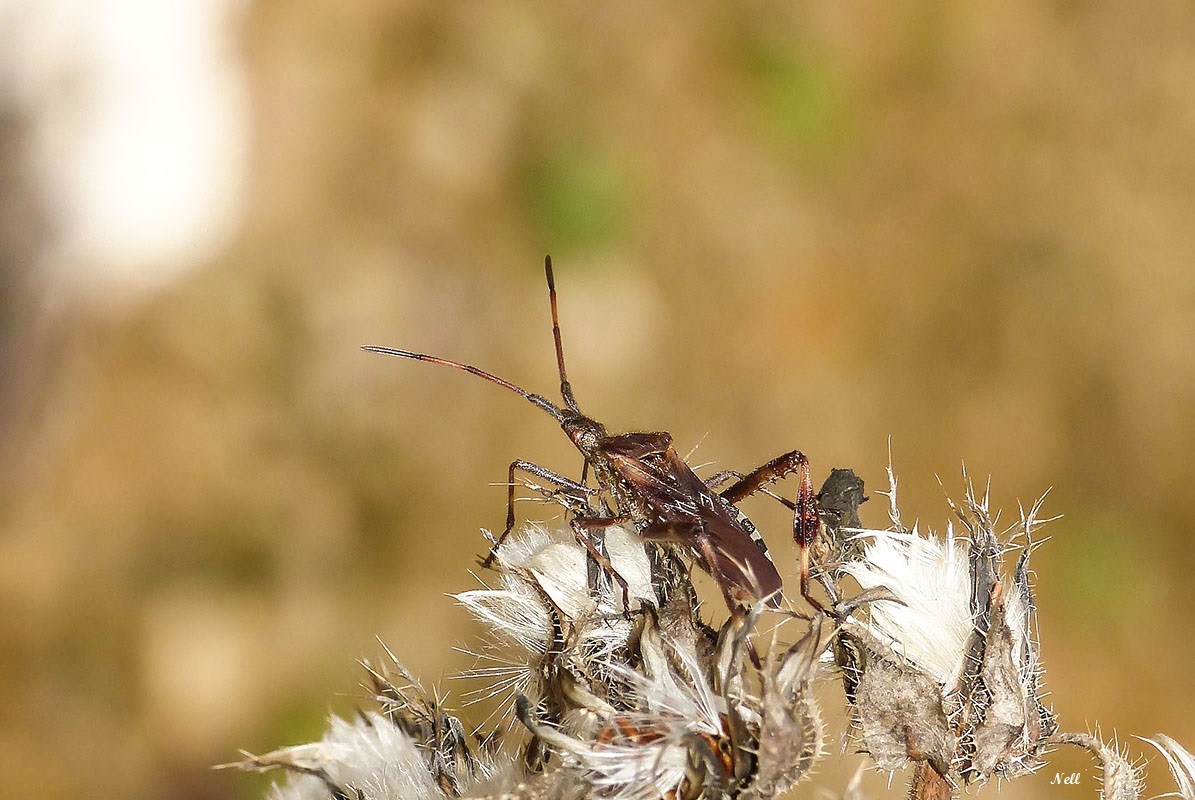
xmin=364 ymin=257 xmax=823 ymax=613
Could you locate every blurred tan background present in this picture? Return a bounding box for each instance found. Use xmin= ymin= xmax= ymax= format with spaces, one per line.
xmin=3 ymin=2 xmax=1195 ymax=799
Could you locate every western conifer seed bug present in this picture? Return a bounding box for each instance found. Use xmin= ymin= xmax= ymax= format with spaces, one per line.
xmin=364 ymin=257 xmax=824 ymax=614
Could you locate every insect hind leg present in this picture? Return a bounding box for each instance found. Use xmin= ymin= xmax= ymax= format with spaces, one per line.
xmin=718 ymin=451 xmax=825 ymax=613
xmin=706 ymin=469 xmax=796 ymax=512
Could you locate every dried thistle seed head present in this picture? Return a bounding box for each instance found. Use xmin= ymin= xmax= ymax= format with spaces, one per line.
xmin=458 ymin=520 xmax=840 ymax=800
xmin=224 ymin=659 xmax=505 ymax=800
xmin=834 ymin=470 xmax=1056 ymax=787
xmin=838 ymin=527 xmax=973 ymax=686
xmin=739 ymin=616 xmax=835 ymax=800
xmin=953 ymin=488 xmax=1056 ymax=783
xmin=838 ymin=622 xmax=956 ymax=776
xmin=511 ymin=608 xmax=738 ymax=800
xmin=517 ymin=603 xmax=835 ymax=800
xmin=834 ymin=521 xmax=971 ymax=778
xmin=454 ymin=523 xmax=657 ymax=726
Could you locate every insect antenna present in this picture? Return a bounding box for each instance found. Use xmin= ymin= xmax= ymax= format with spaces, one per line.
xmin=360 ymin=345 xmax=566 ymax=423
xmin=544 ymin=255 xmax=582 ymax=414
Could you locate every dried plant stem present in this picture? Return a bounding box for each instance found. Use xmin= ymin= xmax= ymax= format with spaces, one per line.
xmin=910 ymin=761 xmax=955 ymax=800
xmin=1054 ymin=732 xmax=1141 ymax=800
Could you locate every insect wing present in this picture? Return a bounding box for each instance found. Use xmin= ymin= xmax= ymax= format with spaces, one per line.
xmin=607 ymin=446 xmax=784 ymax=606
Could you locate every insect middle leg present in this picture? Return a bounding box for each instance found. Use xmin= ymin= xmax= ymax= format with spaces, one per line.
xmin=482 ymin=460 xmax=598 ymax=568
xmin=569 ymin=515 xmax=636 ymax=612
xmin=717 ymin=451 xmax=824 ymax=613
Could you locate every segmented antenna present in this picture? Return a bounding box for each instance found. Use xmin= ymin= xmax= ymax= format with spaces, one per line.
xmin=544 ymin=255 xmax=582 ymax=413
xmin=360 ymin=346 xmax=565 ymax=423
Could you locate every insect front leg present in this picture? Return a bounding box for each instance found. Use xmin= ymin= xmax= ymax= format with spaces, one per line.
xmin=718 ymin=451 xmax=825 ymax=613
xmin=482 ymin=460 xmax=598 ymax=568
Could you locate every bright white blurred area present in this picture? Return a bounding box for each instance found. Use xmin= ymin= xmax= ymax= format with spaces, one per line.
xmin=2 ymin=0 xmax=249 ymax=304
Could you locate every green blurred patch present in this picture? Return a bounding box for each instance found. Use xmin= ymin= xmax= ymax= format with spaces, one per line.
xmin=518 ymin=144 xmax=636 ymax=251
xmin=1046 ymin=510 xmax=1168 ymax=636
xmin=328 ymin=438 xmax=418 ymax=568
xmin=132 ymin=510 xmax=278 ymax=591
xmin=734 ymin=35 xmax=856 ymax=172
xmin=229 ymin=769 xmax=279 ymax=800
xmin=263 ymin=691 xmax=339 ymax=749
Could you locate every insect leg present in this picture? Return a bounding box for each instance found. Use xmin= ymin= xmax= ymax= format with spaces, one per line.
xmin=717 ymin=451 xmax=810 ymax=505
xmin=482 ymin=460 xmax=598 ymax=568
xmin=704 ymin=470 xmax=737 ymax=489
xmin=637 ymin=520 xmax=752 ymax=613
xmin=657 ymin=521 xmax=775 ymax=674
xmin=719 ymin=451 xmax=825 ymax=613
xmin=706 ymin=469 xmax=796 ymax=511
xmin=693 ymin=529 xmax=754 ymax=616
xmin=795 ymin=463 xmax=824 ymax=613
xmin=569 ymin=514 xmax=636 ymax=612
